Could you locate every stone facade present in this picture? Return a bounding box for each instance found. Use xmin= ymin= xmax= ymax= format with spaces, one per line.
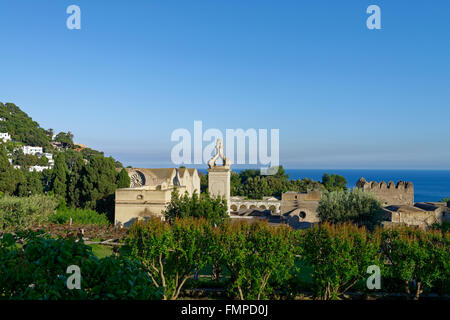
xmin=356 ymin=177 xmax=414 ymax=206
xmin=230 ymin=196 xmax=281 ymax=214
xmin=382 ymin=202 xmax=450 ymax=228
xmin=281 ymin=191 xmax=322 ymax=228
xmin=208 ymin=167 xmax=231 ymax=212
xmin=357 ymin=178 xmax=450 ymax=228
xmin=114 ymin=167 xmax=200 ymax=226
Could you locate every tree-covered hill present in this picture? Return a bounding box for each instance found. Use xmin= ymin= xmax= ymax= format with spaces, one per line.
xmin=0 ymin=102 xmax=50 ymax=147
xmin=0 ymin=102 xmax=128 ymax=220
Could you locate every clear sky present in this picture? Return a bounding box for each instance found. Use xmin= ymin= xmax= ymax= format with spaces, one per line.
xmin=1 ymin=0 xmax=449 ymax=169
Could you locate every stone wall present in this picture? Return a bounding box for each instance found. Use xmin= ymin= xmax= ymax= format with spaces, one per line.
xmin=114 ymin=167 xmax=200 ymax=226
xmin=382 ymin=204 xmax=440 ymax=228
xmin=114 ymin=185 xmax=184 ymax=226
xmin=281 ymin=190 xmax=322 ymax=227
xmin=356 ymin=178 xmax=414 ymax=206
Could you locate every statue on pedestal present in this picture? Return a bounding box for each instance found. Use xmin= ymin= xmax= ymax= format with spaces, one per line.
xmin=208 ymin=138 xmax=231 ymax=168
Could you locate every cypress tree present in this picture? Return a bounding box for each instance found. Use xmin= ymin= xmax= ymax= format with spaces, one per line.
xmin=116 ymin=168 xmax=130 ymax=188
xmin=50 ymin=152 xmax=68 ymax=198
xmin=15 ymin=170 xmax=44 ymax=196
xmin=80 ymin=156 xmax=117 ymax=216
xmin=67 ymin=156 xmax=84 ymax=207
xmin=0 ymin=145 xmax=19 ymax=195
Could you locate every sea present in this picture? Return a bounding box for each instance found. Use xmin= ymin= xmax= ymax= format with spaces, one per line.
xmin=218 ymin=169 xmax=450 ymax=203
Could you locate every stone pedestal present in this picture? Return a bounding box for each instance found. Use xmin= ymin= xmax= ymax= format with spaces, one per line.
xmin=208 ymin=166 xmax=231 ymax=214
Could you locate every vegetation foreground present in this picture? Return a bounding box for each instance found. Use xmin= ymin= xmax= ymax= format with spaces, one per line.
xmin=0 ymin=217 xmax=448 ymax=300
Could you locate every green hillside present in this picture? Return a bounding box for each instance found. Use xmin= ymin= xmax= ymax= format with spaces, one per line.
xmin=0 ymin=102 xmax=51 ymax=147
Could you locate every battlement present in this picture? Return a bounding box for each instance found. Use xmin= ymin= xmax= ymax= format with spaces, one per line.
xmin=356 ymin=178 xmax=414 ymax=206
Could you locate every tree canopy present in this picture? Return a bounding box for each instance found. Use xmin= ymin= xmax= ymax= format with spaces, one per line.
xmin=0 ymin=102 xmax=50 ymax=147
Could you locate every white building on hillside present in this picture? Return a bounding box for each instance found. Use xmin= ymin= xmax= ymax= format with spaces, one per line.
xmin=29 ymin=165 xmax=51 ymax=172
xmin=43 ymin=152 xmax=53 ymax=160
xmin=22 ymin=146 xmax=43 ymax=155
xmin=0 ymin=132 xmax=11 ymax=143
xmin=43 ymin=152 xmax=54 ymax=167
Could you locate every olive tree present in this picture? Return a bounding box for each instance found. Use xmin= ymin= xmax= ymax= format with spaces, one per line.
xmin=318 ymin=188 xmax=383 ymax=229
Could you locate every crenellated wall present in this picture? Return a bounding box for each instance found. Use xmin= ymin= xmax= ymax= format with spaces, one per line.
xmin=356 ymin=177 xmax=414 ymax=206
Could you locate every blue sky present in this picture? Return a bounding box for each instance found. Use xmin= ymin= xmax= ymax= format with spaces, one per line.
xmin=1 ymin=0 xmax=449 ymax=169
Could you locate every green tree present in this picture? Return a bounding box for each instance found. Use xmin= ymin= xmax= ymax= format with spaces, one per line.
xmin=62 ymin=149 xmax=84 ymax=170
xmin=164 ymin=189 xmax=228 ymax=225
xmin=216 ymin=220 xmax=296 ymax=299
xmin=318 ymin=189 xmax=383 ymax=229
xmin=380 ymin=226 xmax=450 ymax=300
xmin=15 ymin=170 xmax=44 ymax=196
xmin=126 ymin=218 xmax=214 ymax=300
xmin=232 ymin=165 xmax=322 ymax=199
xmin=37 ymin=155 xmax=49 ymax=166
xmin=287 ymin=178 xmax=323 ymax=193
xmin=13 ymin=150 xmax=41 ymax=169
xmin=55 ymin=131 xmax=74 ymax=147
xmin=0 ymin=102 xmax=50 ymax=147
xmin=301 ymin=223 xmax=382 ymax=300
xmin=0 ymin=231 xmax=161 ymax=299
xmin=0 ymin=145 xmax=20 ymax=195
xmin=0 ymin=195 xmax=58 ymax=231
xmin=322 ymin=173 xmax=347 ymax=192
xmin=79 ymin=156 xmax=118 ymax=216
xmin=50 ymin=153 xmax=68 ymax=198
xmin=200 ymin=173 xmax=208 ymax=193
xmin=230 ymin=172 xmax=242 ymax=196
xmin=272 ymin=165 xmax=289 ymax=181
xmin=116 ymin=168 xmax=130 ymax=188
xmin=241 ymin=176 xmax=272 ymax=200
xmin=66 ymin=156 xmax=84 ymax=208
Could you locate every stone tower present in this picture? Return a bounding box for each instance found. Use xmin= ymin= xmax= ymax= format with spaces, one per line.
xmin=208 ymin=139 xmax=231 ymax=213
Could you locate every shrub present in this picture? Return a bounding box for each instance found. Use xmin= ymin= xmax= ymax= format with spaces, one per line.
xmin=379 ymin=226 xmax=450 ymax=299
xmin=318 ymin=189 xmax=383 ymax=228
xmin=430 ymin=221 xmax=450 ymax=234
xmin=48 ymin=206 xmax=110 ymax=226
xmin=125 ymin=217 xmax=215 ymax=300
xmin=300 ymin=223 xmax=382 ymax=300
xmin=0 ymin=231 xmax=161 ymax=300
xmin=216 ymin=220 xmax=297 ymax=300
xmin=0 ymin=195 xmax=59 ymax=231
xmin=164 ymin=189 xmax=228 ymax=225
